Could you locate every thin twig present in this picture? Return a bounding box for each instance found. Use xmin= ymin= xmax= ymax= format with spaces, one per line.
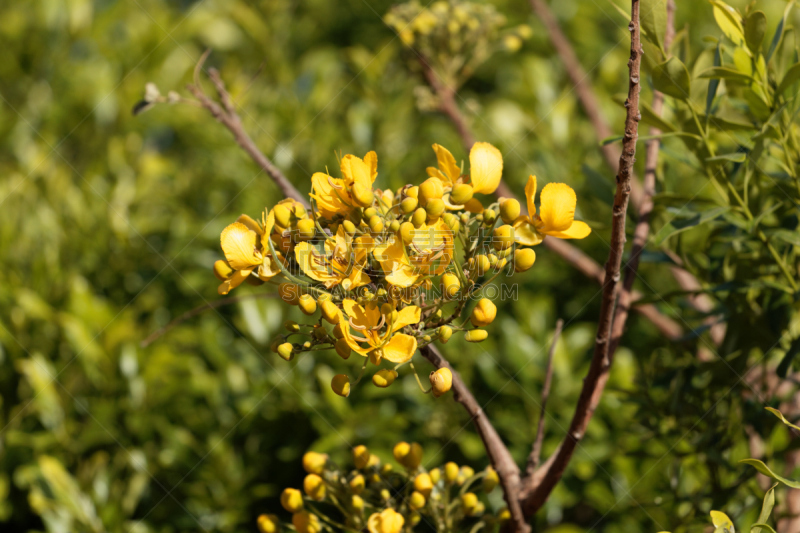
xmin=526 ymin=319 xmax=563 ymax=475
xmin=419 ymin=345 xmax=528 ymax=533
xmin=519 ymin=0 xmax=643 ymax=516
xmin=141 ymin=293 xmax=278 ymax=348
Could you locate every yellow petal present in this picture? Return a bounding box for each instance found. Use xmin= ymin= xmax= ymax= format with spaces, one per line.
xmin=524 ymin=175 xmax=537 ymax=217
xmin=385 ymin=264 xmax=419 ymax=288
xmin=710 ymin=511 xmax=733 ymax=529
xmin=295 ymin=242 xmax=334 ymax=283
xmin=432 ymin=143 xmax=460 ymax=186
xmin=346 ymin=267 xmax=372 ymax=290
xmin=221 ymin=222 xmax=262 ymax=270
xmin=363 ymin=151 xmax=378 ymax=183
xmin=311 ymin=172 xmax=352 ymax=218
xmin=339 ymin=316 xmax=372 ymax=356
xmin=236 ymin=214 xmax=262 ymax=234
xmin=381 ymin=333 xmax=418 ymax=363
xmin=217 ymin=269 xmax=251 ymax=295
xmin=469 ymin=142 xmax=503 ymax=194
xmin=539 ymin=183 xmax=577 ymax=232
xmin=341 ymin=154 xmax=373 ymax=189
xmin=547 ymin=220 xmax=592 ymax=240
xmin=392 ymin=305 xmax=421 ymax=332
xmin=513 ymin=219 xmax=544 ymax=246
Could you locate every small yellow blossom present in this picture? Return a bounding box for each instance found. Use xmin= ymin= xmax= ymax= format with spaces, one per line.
xmin=514 ymin=175 xmax=591 ymax=246
xmin=338 ymin=300 xmax=420 ymax=363
xmin=353 ymin=445 xmax=370 ymax=469
xmin=340 ymin=151 xmax=378 ymax=207
xmin=311 ymin=172 xmax=353 ymax=219
xmin=295 ymin=226 xmax=373 ymax=290
xmin=280 ymin=488 xmax=304 ymax=513
xmin=303 ymin=474 xmax=326 ymax=500
xmin=218 ymin=211 xmax=283 ymax=295
xmin=292 ymin=511 xmax=321 ymax=533
xmin=302 ymin=452 xmax=328 ymax=475
xmin=257 ymin=514 xmax=279 ymax=533
xmin=367 ymin=508 xmax=405 ymax=533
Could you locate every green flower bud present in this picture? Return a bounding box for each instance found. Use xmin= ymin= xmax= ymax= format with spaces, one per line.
xmin=482 ymin=208 xmax=496 ymax=225
xmin=443 ymin=213 xmax=460 ymax=233
xmin=284 ymin=320 xmax=300 ymax=333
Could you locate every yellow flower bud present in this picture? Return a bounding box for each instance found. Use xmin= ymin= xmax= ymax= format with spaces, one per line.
xmin=411 ymin=207 xmax=427 ymax=228
xmin=450 ymin=183 xmax=474 ymax=205
xmin=372 ymin=369 xmax=398 ymax=388
xmin=444 ymin=462 xmax=459 ymax=483
xmin=443 ymin=213 xmax=460 ymax=233
xmin=405 ymin=186 xmax=419 ymax=199
xmin=298 ymin=294 xmax=317 ymax=315
xmin=342 ymin=220 xmax=357 ymax=235
xmin=414 ymin=472 xmax=433 ymax=497
xmin=304 ymin=474 xmax=326 ymax=500
xmin=399 ymin=221 xmax=415 ymax=244
xmin=351 ymin=494 xmax=364 ymax=511
xmin=257 ymin=514 xmax=279 ymax=533
xmin=410 ymin=511 xmax=421 ymax=526
xmin=419 ymin=177 xmax=444 ymax=205
xmin=380 ymin=488 xmax=391 ymax=501
xmin=333 ymin=323 xmax=345 ymax=339
xmin=461 ymin=492 xmax=479 ymax=515
xmin=335 ymin=339 xmax=350 ymax=360
xmin=482 ymin=208 xmax=496 ymax=225
xmin=429 ymin=468 xmax=441 ymax=484
xmin=279 ymin=283 xmax=301 ymax=305
xmin=369 ymin=215 xmax=384 ymax=234
xmin=320 ymin=300 xmax=341 ymax=324
xmin=364 ymin=207 xmax=378 ymax=218
xmin=367 ymin=509 xmax=404 ymax=533
xmin=273 ymin=204 xmax=292 ymax=228
xmin=465 ymin=329 xmax=488 ymax=342
xmin=352 ymin=183 xmax=374 ymax=208
xmin=381 ymin=463 xmax=393 ymax=475
xmin=488 ymin=254 xmax=498 ymax=267
xmin=497 ymin=507 xmax=511 ymax=522
xmin=302 ymin=452 xmax=328 ymax=475
xmin=499 ymin=198 xmax=521 ymax=223
xmin=284 ymin=320 xmax=300 ymax=333
xmin=331 ymin=374 xmax=350 ymax=397
xmin=493 ymin=225 xmax=515 ymax=250
xmin=497 ymin=257 xmax=508 ymax=270
xmin=297 ymin=219 xmax=316 ymax=241
xmin=471 ymin=298 xmax=496 ymax=327
xmin=353 ymin=445 xmax=370 ymax=469
xmin=281 ymin=488 xmax=304 ymax=512
xmin=483 ymin=466 xmax=499 ymax=492
xmin=514 ymin=248 xmax=536 ymax=273
xmin=400 ymin=197 xmax=418 ymax=214
xmin=504 ymin=34 xmax=523 ymax=52
xmin=393 ymin=442 xmax=410 ymax=463
xmin=438 ymin=326 xmax=453 ymax=343
xmin=461 ymin=466 xmax=475 ymax=480
xmin=441 ymin=273 xmax=461 ymax=299
xmin=213 ymin=260 xmax=234 ymax=281
xmin=430 ymin=368 xmax=453 ymax=398
xmin=292 ymin=511 xmax=321 ymax=533
xmin=349 ymin=474 xmax=365 ymax=494
xmin=278 ymin=343 xmax=294 ymax=361
xmin=389 ymin=220 xmax=400 ymax=232
xmin=409 ymin=490 xmax=426 ymax=510
xmin=367 ymin=454 xmax=381 ymax=468
xmin=425 ymin=198 xmax=445 ymax=220
xmin=496 ymin=245 xmax=513 ymax=258
xmin=475 ymin=254 xmax=491 ymax=276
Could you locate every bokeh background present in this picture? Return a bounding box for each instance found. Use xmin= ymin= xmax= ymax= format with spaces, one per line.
xmin=1 ymin=0 xmax=796 ymax=532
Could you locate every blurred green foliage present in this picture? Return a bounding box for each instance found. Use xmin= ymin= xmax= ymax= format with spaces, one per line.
xmin=2 ymin=0 xmax=800 ymax=532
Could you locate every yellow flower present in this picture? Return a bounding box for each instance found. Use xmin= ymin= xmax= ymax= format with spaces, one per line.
xmin=292 ymin=511 xmax=321 ymax=533
xmin=513 ymin=175 xmax=591 ymax=246
xmin=295 ymin=226 xmax=374 ymax=290
xmin=340 ymin=151 xmax=378 ymax=207
xmin=310 ymin=172 xmax=353 ymax=219
xmin=217 ymin=212 xmax=283 ymax=295
xmin=375 ymin=219 xmax=454 ymax=288
xmin=426 ymin=143 xmax=462 ymax=189
xmin=469 ymin=142 xmax=503 ymax=195
xmin=338 ymin=299 xmax=420 ymax=363
xmin=367 ymin=509 xmax=404 ymax=533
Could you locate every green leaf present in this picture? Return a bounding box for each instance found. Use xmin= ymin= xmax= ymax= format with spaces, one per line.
xmin=706 ymin=152 xmax=746 ymax=163
xmin=751 ymin=524 xmax=777 ymax=533
xmin=770 ymin=228 xmax=800 ymax=247
xmin=652 ymin=206 xmax=730 ymax=246
xmin=698 ymin=67 xmax=753 ymax=82
xmin=707 ymin=43 xmax=722 ymax=117
xmin=640 ymin=99 xmax=677 ymax=131
xmin=653 ymin=57 xmax=691 ymax=99
xmin=776 ymin=337 xmax=800 ymax=378
xmin=740 ymin=458 xmax=800 ymax=488
xmin=767 ymin=1 xmax=795 ymax=62
xmin=752 ymin=483 xmax=778 ymax=533
xmin=711 ymin=0 xmax=745 ymax=46
xmin=699 ymin=114 xmax=757 ymax=131
xmin=641 ymin=0 xmax=667 ymax=51
xmin=744 ymin=11 xmax=767 ymax=53
xmin=777 ymin=62 xmax=800 ymax=96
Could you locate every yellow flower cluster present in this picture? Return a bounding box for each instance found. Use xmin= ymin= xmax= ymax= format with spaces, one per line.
xmin=216 ymin=141 xmax=589 ymax=397
xmin=257 ymin=444 xmax=506 ymax=533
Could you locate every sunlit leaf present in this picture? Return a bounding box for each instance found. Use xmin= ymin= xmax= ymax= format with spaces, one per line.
xmin=767 ymin=1 xmax=795 ymax=62
xmin=698 ymin=67 xmax=753 ymax=82
xmin=711 ymin=0 xmax=745 ymax=46
xmin=641 ymin=0 xmax=667 ymax=52
xmin=740 ymin=459 xmax=800 ymax=488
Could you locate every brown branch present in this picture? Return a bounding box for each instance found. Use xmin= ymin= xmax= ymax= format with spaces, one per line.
xmin=519 ymin=0 xmax=643 ymax=516
xmin=526 ymin=319 xmax=563 ymax=476
xmin=608 ymin=0 xmax=676 ymax=356
xmin=141 ymin=293 xmax=278 ymax=348
xmin=419 ymin=345 xmax=528 ymax=533
xmin=186 ymin=59 xmax=308 ymax=208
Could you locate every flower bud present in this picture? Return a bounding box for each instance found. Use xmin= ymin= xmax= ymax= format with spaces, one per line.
xmin=298 ymin=294 xmax=317 ymax=315
xmin=499 ymin=198 xmax=521 ymax=223
xmin=284 ymin=320 xmax=300 ymax=333
xmin=400 ymin=197 xmax=418 ymax=214
xmin=304 ymin=474 xmax=326 ymax=500
xmin=367 ymin=454 xmax=381 ymax=468
xmin=273 ymin=204 xmax=292 ymax=228
xmin=460 ymin=212 xmax=471 ymax=225
xmin=514 ymin=248 xmax=536 ymax=273
xmin=281 ymin=488 xmax=304 ymax=512
xmin=292 ymin=511 xmax=321 ymax=533
xmin=399 ymin=221 xmax=415 ymax=244
xmin=450 ymin=183 xmax=474 ymax=205
xmin=333 ymin=323 xmax=345 ymax=339
xmin=441 ymin=273 xmax=461 ymax=299
xmin=461 ymin=465 xmax=475 ymax=480
xmin=331 ymin=374 xmax=350 ymax=397
xmin=483 ymin=466 xmax=499 ymax=492
xmin=425 ymin=198 xmax=445 ymax=220
xmin=430 ymin=368 xmax=452 ymax=397
xmin=393 ymin=442 xmax=410 ymax=463
xmin=353 ymin=445 xmax=370 ymax=469
xmin=389 ymin=220 xmax=401 ymax=232
xmin=319 ymin=300 xmax=340 ymax=324
xmin=297 ymin=219 xmax=316 ymax=241
xmin=342 ymin=220 xmax=357 ymax=235
xmin=380 ymin=488 xmax=391 ymax=501
xmin=410 ymin=511 xmax=421 ymax=526
xmin=488 ymin=254 xmax=498 ymax=267
xmin=471 ymin=298 xmax=497 ymax=327
xmin=381 ymin=463 xmax=393 ymax=475
xmin=475 ymin=254 xmax=491 ymax=276
xmin=419 ymin=177 xmax=444 ymax=205
xmin=372 ymin=369 xmax=398 ymax=388
xmin=497 ymin=507 xmax=511 ymax=522
xmin=334 ymin=339 xmax=351 ymax=360
xmin=465 ymin=329 xmax=488 ymax=342
xmin=352 ymin=183 xmax=374 ymax=208
xmin=368 ymin=215 xmax=384 ymax=234
xmin=437 ymin=326 xmax=452 ymax=344
xmin=461 ymin=492 xmax=479 ymax=516
xmin=429 ymin=468 xmax=441 ymax=484
xmin=393 ymin=442 xmax=423 ymax=469
xmin=214 ymin=260 xmax=234 ymax=281
xmin=405 ymin=185 xmax=419 ymax=199
xmin=443 ymin=213 xmax=460 ymax=233
xmin=409 ymin=491 xmax=426 ymax=510
xmin=444 ymin=462 xmax=459 ymax=483
xmin=351 ymin=494 xmax=364 ymax=511
xmin=302 ymin=452 xmax=328 ymax=475
xmin=482 ymin=208 xmax=496 ymax=225
xmin=349 ymin=474 xmax=365 ymax=494
xmin=302 ymin=341 xmax=312 ymax=350
xmin=411 ymin=207 xmax=427 ymax=228
xmin=257 ymin=514 xmax=279 ymax=533
xmin=493 ymin=225 xmax=515 ymax=250
xmin=414 ymin=472 xmax=433 ymax=497
xmin=364 ymin=207 xmax=378 ymax=219
xmin=278 ymin=343 xmax=295 ymax=361
xmin=497 ymin=245 xmax=513 ymax=258
xmin=368 ymin=509 xmax=404 ymax=533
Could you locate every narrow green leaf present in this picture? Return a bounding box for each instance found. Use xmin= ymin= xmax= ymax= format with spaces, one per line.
xmin=770 ymin=229 xmax=800 ymax=247
xmin=652 ymin=206 xmax=730 ymax=246
xmin=653 ymin=57 xmax=691 ymax=99
xmin=641 ymin=0 xmax=667 ymax=51
xmin=640 ymin=99 xmax=678 ymax=131
xmin=706 ymin=152 xmax=747 ymax=163
xmin=699 ymin=114 xmax=757 ymax=131
xmin=777 ymin=62 xmax=800 ymax=96
xmin=698 ymin=67 xmax=753 ymax=82
xmin=751 ymin=483 xmax=778 ymax=533
xmin=745 ymin=11 xmax=767 ymax=52
xmin=711 ymin=0 xmax=745 ymax=46
xmin=740 ymin=458 xmax=800 ymax=488
xmin=767 ymin=1 xmax=795 ymax=62
xmin=751 ymin=524 xmax=777 ymax=533
xmin=707 ymin=43 xmax=722 ymax=117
